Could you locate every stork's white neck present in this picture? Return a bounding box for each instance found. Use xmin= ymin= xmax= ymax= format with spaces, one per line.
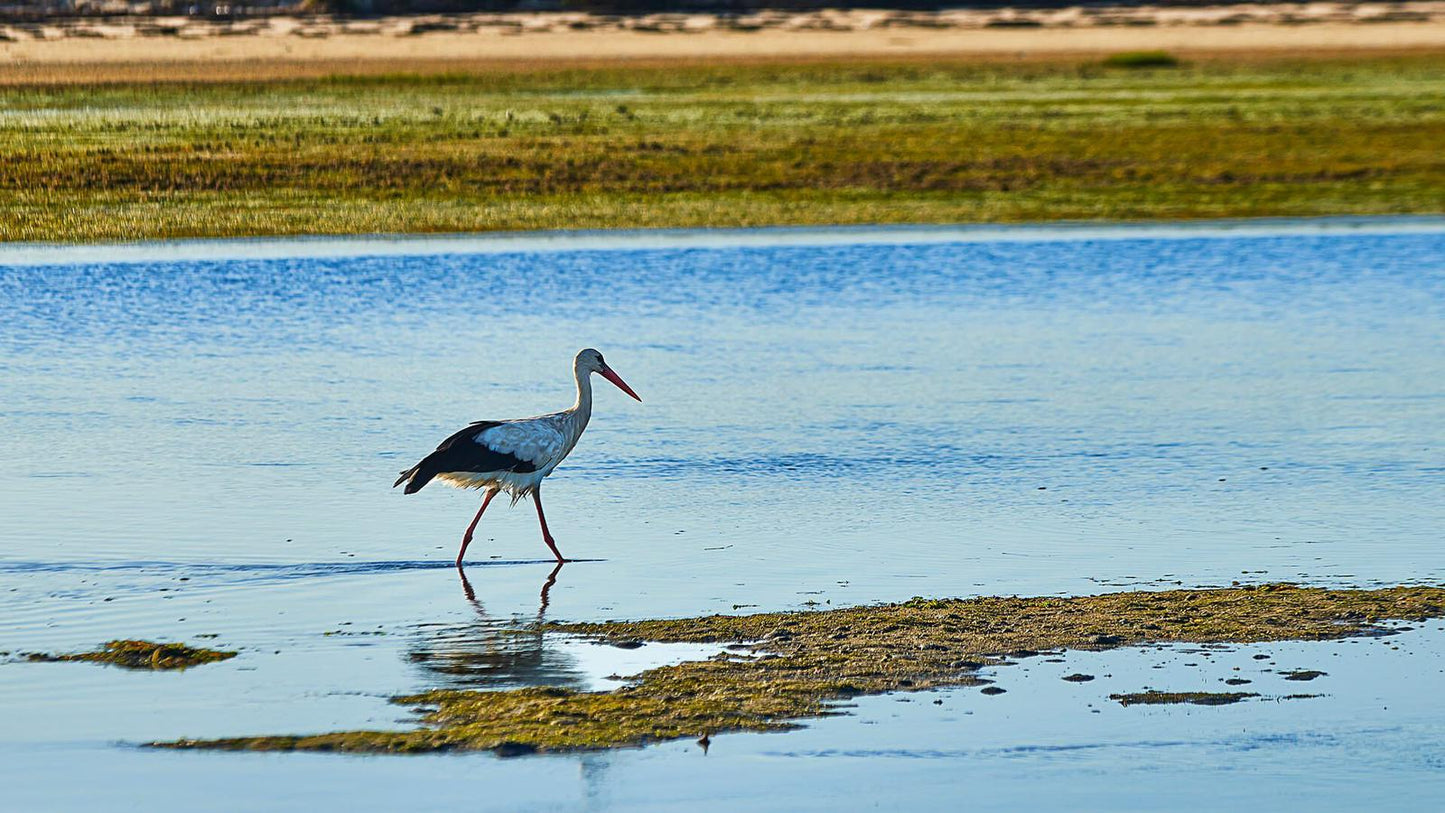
xmin=569 ymin=360 xmax=594 ymax=431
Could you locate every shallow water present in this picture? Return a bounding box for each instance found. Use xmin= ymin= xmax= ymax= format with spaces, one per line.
xmin=2 ymin=219 xmax=1443 ymax=810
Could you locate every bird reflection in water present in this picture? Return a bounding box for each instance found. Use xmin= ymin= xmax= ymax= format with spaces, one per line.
xmin=459 ymin=561 xmax=563 ymax=615
xmin=407 ymin=563 xmax=583 ymax=690
xmin=411 ymin=565 xmax=717 ymax=760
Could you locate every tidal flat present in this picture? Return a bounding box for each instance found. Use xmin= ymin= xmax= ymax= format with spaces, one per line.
xmin=2 ymin=53 xmax=1443 ymax=242
xmin=155 ymin=585 xmax=1445 ymax=753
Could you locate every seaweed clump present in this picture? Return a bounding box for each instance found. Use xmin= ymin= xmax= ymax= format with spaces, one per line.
xmin=155 ymin=584 xmax=1445 ymax=754
xmin=27 ymin=639 xmax=237 ymax=670
xmin=1110 ymin=690 xmax=1259 ymax=706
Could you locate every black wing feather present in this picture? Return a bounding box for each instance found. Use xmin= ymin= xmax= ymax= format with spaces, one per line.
xmin=394 ymin=421 xmax=538 ymax=494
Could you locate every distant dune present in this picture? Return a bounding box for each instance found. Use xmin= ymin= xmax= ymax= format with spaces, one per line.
xmin=3 ymin=4 xmax=1444 ymax=83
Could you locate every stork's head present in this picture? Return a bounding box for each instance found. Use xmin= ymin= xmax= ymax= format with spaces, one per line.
xmin=576 ymin=348 xmax=642 ymax=402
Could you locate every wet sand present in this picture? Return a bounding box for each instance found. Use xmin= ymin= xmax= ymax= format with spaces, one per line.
xmin=2 ymin=5 xmax=1444 ymax=82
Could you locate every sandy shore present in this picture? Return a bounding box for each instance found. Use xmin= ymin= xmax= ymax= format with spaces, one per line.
xmin=3 ymin=5 xmax=1444 ymax=81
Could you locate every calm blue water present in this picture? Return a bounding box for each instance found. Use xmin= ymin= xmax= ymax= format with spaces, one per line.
xmin=1 ymin=220 xmax=1442 ymax=811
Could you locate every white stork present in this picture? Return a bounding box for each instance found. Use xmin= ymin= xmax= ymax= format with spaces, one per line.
xmin=394 ymin=348 xmax=642 ymax=566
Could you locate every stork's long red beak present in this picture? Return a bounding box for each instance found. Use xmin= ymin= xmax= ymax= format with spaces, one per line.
xmin=600 ymin=365 xmax=642 ymax=402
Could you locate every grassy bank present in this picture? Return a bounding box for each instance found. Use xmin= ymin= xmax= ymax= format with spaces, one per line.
xmin=3 ymin=54 xmax=1443 ymax=242
xmin=156 ymin=584 xmax=1445 ymax=754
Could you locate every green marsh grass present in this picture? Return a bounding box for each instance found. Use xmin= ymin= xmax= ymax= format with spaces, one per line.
xmin=1102 ymin=51 xmax=1183 ymax=69
xmin=2 ymin=55 xmax=1443 ymax=242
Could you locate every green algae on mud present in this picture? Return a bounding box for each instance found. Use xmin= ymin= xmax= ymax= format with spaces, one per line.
xmin=27 ymin=639 xmax=237 ymax=670
xmin=155 ymin=585 xmax=1445 ymax=754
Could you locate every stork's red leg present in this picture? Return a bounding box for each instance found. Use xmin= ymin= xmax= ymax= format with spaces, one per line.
xmin=532 ymin=489 xmax=566 ymax=563
xmin=457 ymin=488 xmax=499 ymax=568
